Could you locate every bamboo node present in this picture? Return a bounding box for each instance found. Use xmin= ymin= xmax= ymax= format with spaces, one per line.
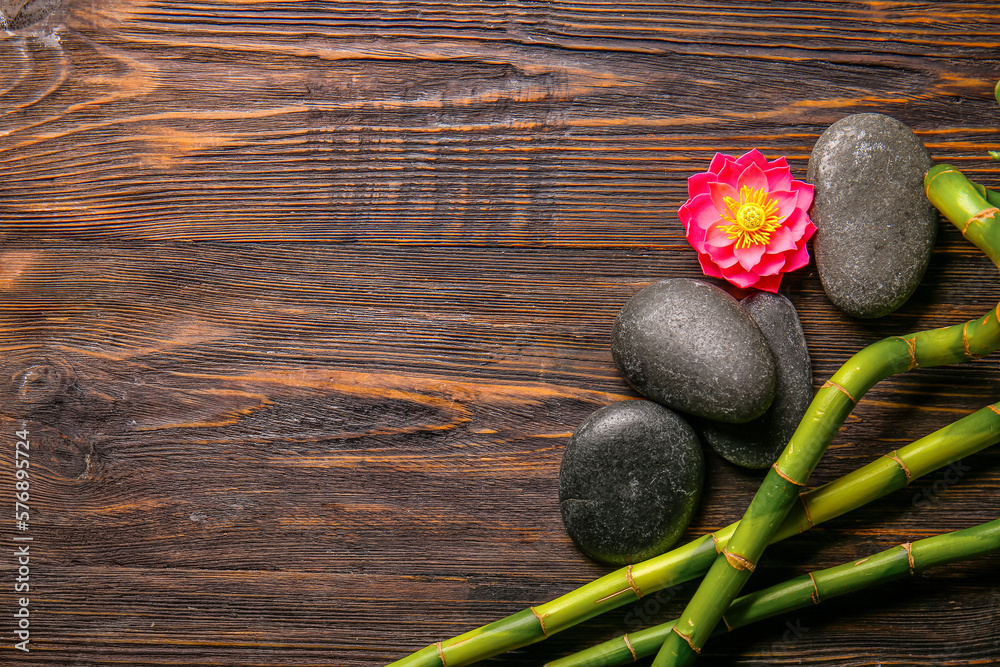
xmin=436 ymin=642 xmax=448 ymax=667
xmin=882 ymin=450 xmax=912 ymax=484
xmin=924 ymin=164 xmax=953 ymax=198
xmin=672 ymin=625 xmax=702 ymax=654
xmin=821 ymin=379 xmax=858 ymax=405
xmin=854 ymin=557 xmax=870 ymax=566
xmin=808 ymin=572 xmax=821 ymax=605
xmin=903 ymin=542 xmax=915 ymax=575
xmin=623 ymin=633 xmax=638 ymax=662
xmin=798 ymin=492 xmax=814 ymax=529
xmin=721 ymin=614 xmax=734 ymax=632
xmin=895 ymin=335 xmax=917 ymax=370
xmin=989 ymin=404 xmax=1000 ymax=417
xmin=711 ymin=532 xmax=722 ymax=553
xmin=962 ymin=321 xmax=976 ymax=359
xmin=961 ymin=206 xmax=1000 ymax=234
xmin=530 ymin=606 xmax=549 ymax=637
xmin=722 ymin=547 xmax=756 ymax=572
xmin=772 ymin=462 xmax=807 ymax=487
xmin=594 ymin=565 xmax=643 ymax=604
xmin=625 ymin=564 xmax=644 ymax=600
xmin=968 ymin=207 xmax=1000 ymax=233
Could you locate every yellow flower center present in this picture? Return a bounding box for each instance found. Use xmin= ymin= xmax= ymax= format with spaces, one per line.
xmin=737 ymin=203 xmax=764 ymax=230
xmin=720 ymin=186 xmax=782 ymax=248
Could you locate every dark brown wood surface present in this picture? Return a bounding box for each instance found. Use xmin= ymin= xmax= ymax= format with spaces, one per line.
xmin=2 ymin=1 xmax=999 ymax=665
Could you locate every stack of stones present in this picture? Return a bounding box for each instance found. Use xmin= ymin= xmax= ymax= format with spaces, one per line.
xmin=560 ymin=278 xmax=813 ymax=565
xmin=559 ymin=112 xmax=937 ymax=566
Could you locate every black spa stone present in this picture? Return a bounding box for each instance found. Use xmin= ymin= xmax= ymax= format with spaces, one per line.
xmin=611 ymin=278 xmax=777 ymax=423
xmin=698 ymin=291 xmax=814 ymax=469
xmin=559 ymin=400 xmax=704 ymax=565
xmin=807 ymin=113 xmax=937 ymax=319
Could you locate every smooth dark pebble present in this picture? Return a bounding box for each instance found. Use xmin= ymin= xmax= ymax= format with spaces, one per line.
xmin=807 ymin=113 xmax=937 ymax=319
xmin=611 ymin=278 xmax=776 ymax=423
xmin=698 ymin=291 xmax=814 ymax=469
xmin=559 ymin=400 xmax=704 ymax=565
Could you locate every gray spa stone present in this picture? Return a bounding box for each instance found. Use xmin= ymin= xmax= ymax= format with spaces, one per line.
xmin=611 ymin=278 xmax=776 ymax=423
xmin=559 ymin=400 xmax=704 ymax=565
xmin=698 ymin=291 xmax=814 ymax=469
xmin=807 ymin=113 xmax=937 ymax=319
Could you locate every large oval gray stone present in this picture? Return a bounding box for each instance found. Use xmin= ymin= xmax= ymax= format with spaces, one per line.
xmin=559 ymin=400 xmax=704 ymax=565
xmin=807 ymin=113 xmax=937 ymax=319
xmin=611 ymin=278 xmax=776 ymax=423
xmin=698 ymin=292 xmax=814 ymax=469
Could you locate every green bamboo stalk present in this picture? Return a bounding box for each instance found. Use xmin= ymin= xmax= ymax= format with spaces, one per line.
xmin=547 ymin=517 xmax=1000 ymax=667
xmin=651 ymin=164 xmax=1000 ymax=667
xmin=925 ymin=165 xmax=1000 ymax=265
xmin=386 ymin=400 xmax=1000 ymax=667
xmin=971 ymin=182 xmax=1000 ymax=208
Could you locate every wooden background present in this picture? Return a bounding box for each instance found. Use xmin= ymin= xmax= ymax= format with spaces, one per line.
xmin=1 ymin=1 xmax=999 ymax=665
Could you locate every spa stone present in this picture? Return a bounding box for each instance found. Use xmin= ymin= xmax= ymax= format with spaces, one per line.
xmin=807 ymin=113 xmax=937 ymax=319
xmin=559 ymin=400 xmax=704 ymax=565
xmin=698 ymin=291 xmax=814 ymax=469
xmin=611 ymin=278 xmax=776 ymax=423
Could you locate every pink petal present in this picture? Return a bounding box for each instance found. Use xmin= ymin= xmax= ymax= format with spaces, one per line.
xmin=696 ymin=225 xmax=741 ymax=268
xmin=678 ymin=202 xmax=693 ymax=232
xmin=782 ymin=208 xmax=814 ymax=237
xmin=792 ymin=181 xmax=815 ymax=210
xmin=800 ymin=218 xmax=817 ymax=243
xmin=734 ymin=242 xmax=766 ymax=271
xmin=734 ymin=149 xmax=769 ymax=171
xmin=767 ymin=225 xmax=799 ymax=253
xmin=737 ymin=161 xmax=768 ymax=192
xmin=705 ymin=222 xmax=733 ymax=247
xmin=709 ymin=181 xmax=738 ymax=216
xmin=711 ymin=242 xmax=741 ymax=269
xmin=766 ymin=156 xmax=789 ymax=171
xmin=697 ymin=253 xmax=726 ymax=280
xmin=782 ymin=243 xmax=812 ymax=272
xmin=685 ymin=218 xmax=709 ymax=252
xmin=751 ymin=273 xmax=783 ymax=293
xmin=684 ymin=193 xmax=723 ymax=231
xmin=768 ymin=189 xmax=799 ymax=221
xmin=716 ymin=159 xmax=743 ymax=187
xmin=686 ymin=216 xmax=729 ymax=256
xmin=753 ymin=251 xmax=787 ymax=276
xmin=707 ymin=152 xmax=734 ymax=176
xmin=718 ymin=261 xmax=760 ymax=289
xmin=688 ymin=171 xmax=714 ymax=199
xmin=764 ymin=165 xmax=792 ymax=191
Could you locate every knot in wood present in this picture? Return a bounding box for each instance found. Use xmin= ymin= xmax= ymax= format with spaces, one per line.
xmin=6 ymin=356 xmax=77 ymax=413
xmin=1 ymin=0 xmax=60 ymax=30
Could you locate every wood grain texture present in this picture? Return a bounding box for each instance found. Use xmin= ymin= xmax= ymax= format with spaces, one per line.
xmin=1 ymin=1 xmax=999 ymax=665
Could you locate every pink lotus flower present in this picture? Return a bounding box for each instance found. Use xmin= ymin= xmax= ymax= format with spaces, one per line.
xmin=679 ymin=149 xmax=816 ymax=292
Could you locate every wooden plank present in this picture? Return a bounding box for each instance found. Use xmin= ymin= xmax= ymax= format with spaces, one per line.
xmin=0 ymin=2 xmax=998 ymax=241
xmin=1 ymin=0 xmax=999 ymax=665
xmin=0 ymin=244 xmax=997 ymax=664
